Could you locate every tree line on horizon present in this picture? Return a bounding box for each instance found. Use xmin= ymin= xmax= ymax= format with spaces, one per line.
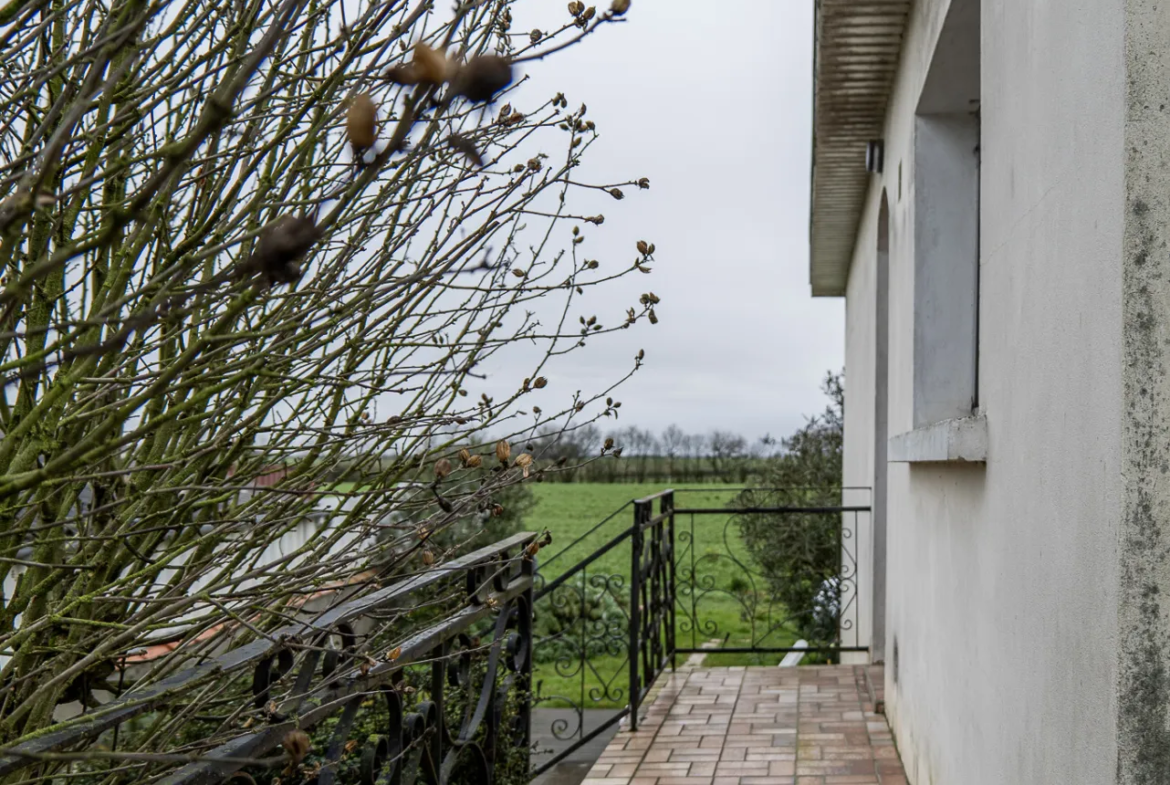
xmin=527 ymin=422 xmax=780 ymax=483
xmin=326 ymin=380 xmax=848 ymax=487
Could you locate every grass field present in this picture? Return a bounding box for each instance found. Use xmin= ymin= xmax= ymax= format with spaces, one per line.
xmin=321 ymin=481 xmax=804 ymax=709
xmin=524 ymin=484 xmax=799 ymax=709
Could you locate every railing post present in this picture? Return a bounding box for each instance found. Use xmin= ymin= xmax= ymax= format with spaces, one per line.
xmin=663 ymin=491 xmax=676 ymax=672
xmin=518 ymin=552 xmax=535 ymax=772
xmin=836 ymin=507 xmax=844 ymax=663
xmin=629 ymin=500 xmax=647 ymax=731
xmin=430 ymin=640 xmax=446 ymax=777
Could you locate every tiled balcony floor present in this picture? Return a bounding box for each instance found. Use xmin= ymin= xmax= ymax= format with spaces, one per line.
xmin=582 ymin=666 xmax=907 ymax=785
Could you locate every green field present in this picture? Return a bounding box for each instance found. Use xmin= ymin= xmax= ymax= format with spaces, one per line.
xmin=524 ymin=484 xmax=799 ymax=710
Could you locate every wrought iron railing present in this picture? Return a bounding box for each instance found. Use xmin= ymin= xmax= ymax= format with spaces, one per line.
xmin=529 ymin=488 xmax=870 ymax=775
xmin=0 ymin=490 xmax=870 ymax=784
xmin=528 ymin=491 xmax=674 ymax=777
xmin=674 ymin=490 xmax=868 ymax=656
xmin=0 ymin=532 xmax=538 ymax=785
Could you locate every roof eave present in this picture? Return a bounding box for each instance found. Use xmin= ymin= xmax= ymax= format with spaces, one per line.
xmin=809 ymin=0 xmax=911 ymax=298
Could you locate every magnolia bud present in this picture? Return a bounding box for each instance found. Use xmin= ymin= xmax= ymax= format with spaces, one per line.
xmin=496 ymin=440 xmax=511 ymax=464
xmin=448 ymin=133 xmax=484 ymax=167
xmin=347 ymin=94 xmax=378 ymax=150
xmin=452 ymin=55 xmax=514 ymax=103
xmin=385 ymin=42 xmax=452 ymax=86
xmin=414 ymin=42 xmax=453 ymax=84
xmin=515 ymin=453 xmax=534 ymax=477
xmin=246 ymin=215 xmax=321 ymax=287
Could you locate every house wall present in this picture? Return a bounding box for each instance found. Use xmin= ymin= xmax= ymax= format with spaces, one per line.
xmin=841 ymin=0 xmax=1125 ymax=782
xmin=843 ymin=221 xmax=876 ymax=661
xmin=1117 ymin=3 xmax=1170 ymax=783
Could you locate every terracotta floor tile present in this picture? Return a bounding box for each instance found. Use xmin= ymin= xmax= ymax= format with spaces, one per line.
xmin=575 ymin=667 xmax=905 ymax=785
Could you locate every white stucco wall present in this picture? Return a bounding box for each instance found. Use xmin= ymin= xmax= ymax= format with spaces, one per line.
xmin=843 ymin=220 xmax=877 ymax=661
xmin=840 ymin=0 xmax=1125 ymax=782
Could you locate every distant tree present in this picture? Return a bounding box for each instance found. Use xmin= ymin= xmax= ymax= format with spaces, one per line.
xmin=532 ymin=421 xmax=611 ymax=481
xmin=533 ymin=422 xmax=599 ymax=463
xmin=709 ymin=430 xmax=748 ymax=479
xmin=661 ymin=424 xmax=685 ymax=480
xmin=616 ymin=426 xmax=657 ymax=481
xmin=684 ymin=433 xmax=707 ymax=482
xmin=661 ymin=425 xmax=686 ymax=458
xmin=737 ymin=370 xmax=845 ymax=644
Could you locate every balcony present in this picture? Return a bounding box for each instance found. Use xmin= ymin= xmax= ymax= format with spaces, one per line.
xmin=0 ymin=490 xmax=907 ymax=785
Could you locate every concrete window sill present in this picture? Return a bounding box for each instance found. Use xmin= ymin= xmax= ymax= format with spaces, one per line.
xmin=888 ymin=415 xmax=988 ymax=464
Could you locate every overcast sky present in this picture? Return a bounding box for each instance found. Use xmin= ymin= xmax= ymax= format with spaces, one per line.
xmin=481 ymin=1 xmax=844 ymax=441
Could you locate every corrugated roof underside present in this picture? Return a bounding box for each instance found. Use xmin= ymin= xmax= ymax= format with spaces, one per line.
xmin=810 ymin=0 xmax=910 ymax=297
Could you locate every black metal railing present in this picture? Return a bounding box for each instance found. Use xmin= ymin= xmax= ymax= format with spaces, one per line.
xmin=0 ymin=532 xmax=538 ymax=785
xmin=529 ymin=488 xmax=870 ymax=776
xmin=674 ymin=492 xmax=868 ymax=656
xmin=629 ymin=492 xmax=675 ymax=729
xmin=0 ymin=491 xmax=870 ymax=784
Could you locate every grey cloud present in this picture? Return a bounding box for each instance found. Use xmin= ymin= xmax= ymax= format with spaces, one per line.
xmin=478 ymin=0 xmax=844 ymax=439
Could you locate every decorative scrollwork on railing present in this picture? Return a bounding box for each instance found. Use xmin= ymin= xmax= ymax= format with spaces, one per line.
xmin=528 ymin=488 xmax=870 ymax=779
xmin=675 ymin=495 xmax=866 ymax=655
xmin=528 ymin=492 xmax=676 ymax=777
xmin=338 ymin=591 xmax=531 ymax=785
xmin=0 ymin=534 xmax=537 ymax=785
xmin=532 ymin=560 xmax=632 ymax=744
